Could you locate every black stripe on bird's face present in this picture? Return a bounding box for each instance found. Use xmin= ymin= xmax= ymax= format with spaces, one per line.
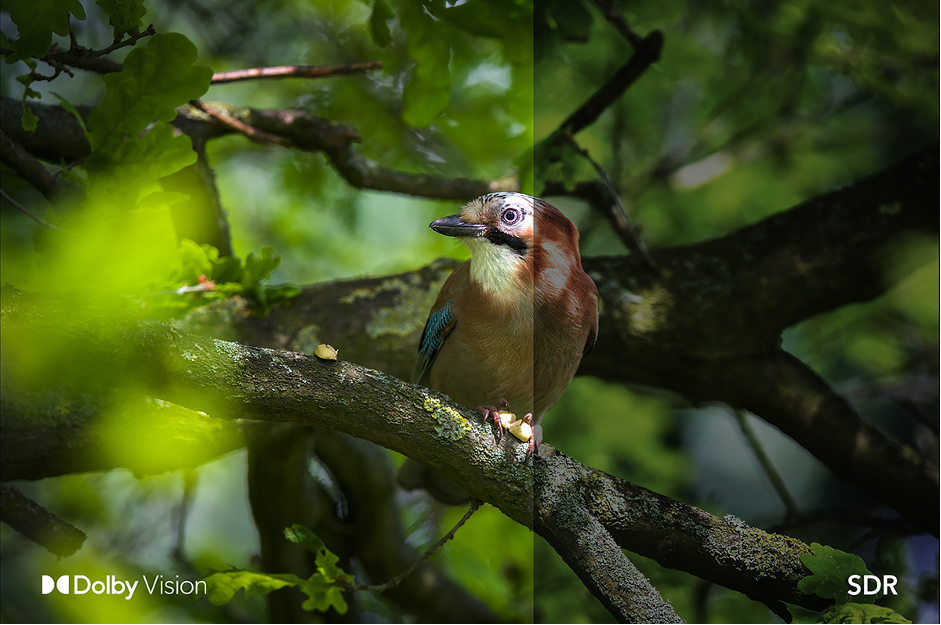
xmin=486 ymin=228 xmax=528 ymax=255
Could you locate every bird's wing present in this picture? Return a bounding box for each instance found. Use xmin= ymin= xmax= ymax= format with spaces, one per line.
xmin=413 ymin=299 xmax=456 ymax=384
xmin=413 ymin=261 xmax=469 ymax=384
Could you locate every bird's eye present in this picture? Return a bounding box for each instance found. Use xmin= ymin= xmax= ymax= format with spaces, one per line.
xmin=502 ymin=208 xmax=521 ymax=224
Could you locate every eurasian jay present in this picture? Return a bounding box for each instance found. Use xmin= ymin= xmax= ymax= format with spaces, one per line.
xmin=414 ymin=192 xmax=599 ymax=458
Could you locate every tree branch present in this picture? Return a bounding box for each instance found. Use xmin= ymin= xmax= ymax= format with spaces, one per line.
xmin=0 ymin=131 xmax=69 ymax=200
xmin=0 ymin=26 xmax=155 ymax=76
xmin=312 ymin=431 xmax=500 ymax=622
xmin=0 ymin=97 xmax=519 ymax=201
xmin=0 ymin=288 xmax=826 ymax=619
xmin=535 ymin=448 xmax=829 ymax=620
xmin=193 ymin=144 xmax=935 ymax=532
xmin=559 ymin=134 xmax=657 ymax=269
xmin=0 ymin=484 xmax=86 ymax=557
xmin=559 ymin=29 xmax=663 ymax=137
xmin=536 ymin=455 xmax=685 ymax=623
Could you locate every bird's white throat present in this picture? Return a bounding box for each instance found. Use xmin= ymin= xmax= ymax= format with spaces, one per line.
xmin=465 ymin=239 xmax=531 ymax=303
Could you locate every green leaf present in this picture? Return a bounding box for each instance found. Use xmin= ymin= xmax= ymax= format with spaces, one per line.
xmin=16 ymin=75 xmax=41 ymax=131
xmin=284 ymin=524 xmax=326 ymax=554
xmin=298 ymin=576 xmax=349 ymax=614
xmin=398 ymin=2 xmax=451 ymax=127
xmin=202 ymin=569 xmax=302 ymax=606
xmin=369 ymin=0 xmax=394 ymax=48
xmin=785 ymin=602 xmax=824 ymax=624
xmin=266 ymin=283 xmax=302 ymax=301
xmin=284 ymin=525 xmax=354 ymax=585
xmin=20 ymin=102 xmax=40 ymax=132
xmin=242 ymin=246 xmax=281 ymax=286
xmin=799 ymin=543 xmax=874 ymax=604
xmin=211 ymin=256 xmax=243 ymax=284
xmin=96 ymin=0 xmax=147 ymax=38
xmin=174 ymin=239 xmax=215 ymax=284
xmin=282 ymin=525 xmax=353 ymax=614
xmin=786 ymin=602 xmax=912 ymax=624
xmin=96 ymin=122 xmax=198 ymax=181
xmin=86 ymin=33 xmax=212 ymax=156
xmin=51 ymin=92 xmax=88 ymax=133
xmin=84 ymin=123 xmax=200 ymax=205
xmin=5 ymin=0 xmax=86 ymax=61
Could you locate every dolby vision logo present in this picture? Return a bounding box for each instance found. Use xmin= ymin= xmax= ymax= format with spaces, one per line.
xmin=41 ymin=575 xmax=70 ymax=594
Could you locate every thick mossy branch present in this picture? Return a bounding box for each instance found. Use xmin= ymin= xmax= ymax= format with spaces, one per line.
xmin=535 ymin=450 xmax=828 ymax=619
xmin=1 ymin=289 xmax=826 ymax=615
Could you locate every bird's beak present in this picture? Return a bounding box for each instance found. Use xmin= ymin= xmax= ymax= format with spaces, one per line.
xmin=429 ymin=214 xmax=487 ymax=238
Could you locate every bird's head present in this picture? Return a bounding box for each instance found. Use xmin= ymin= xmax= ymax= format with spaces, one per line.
xmin=430 ymin=192 xmax=584 ymax=302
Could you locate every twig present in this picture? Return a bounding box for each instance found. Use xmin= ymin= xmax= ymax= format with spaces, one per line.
xmin=355 ymin=499 xmax=481 ymax=593
xmin=190 ymin=100 xmax=294 ymax=148
xmin=212 ymin=62 xmax=382 ymax=85
xmin=59 ymin=24 xmax=156 ymax=60
xmin=0 ymin=25 xmax=156 ymax=77
xmin=733 ymin=408 xmax=804 ymax=523
xmin=0 ymin=188 xmax=69 ymax=233
xmin=589 ymin=0 xmax=644 ymax=49
xmin=28 ymin=58 xmax=74 ymax=82
xmin=562 ymin=134 xmax=658 ymax=270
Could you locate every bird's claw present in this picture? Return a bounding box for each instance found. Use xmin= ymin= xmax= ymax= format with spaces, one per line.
xmin=476 ymin=398 xmax=510 ymax=445
xmin=478 ymin=401 xmax=537 ymax=461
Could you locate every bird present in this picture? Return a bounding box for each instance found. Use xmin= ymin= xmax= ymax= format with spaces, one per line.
xmin=413 ymin=192 xmax=599 ymax=459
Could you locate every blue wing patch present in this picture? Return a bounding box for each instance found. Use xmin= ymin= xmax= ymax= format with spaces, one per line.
xmin=413 ymin=301 xmax=455 ymax=383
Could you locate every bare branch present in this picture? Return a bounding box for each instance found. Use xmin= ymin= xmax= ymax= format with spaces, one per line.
xmin=190 ymin=99 xmax=293 ymax=147
xmin=357 ymin=500 xmax=481 ymax=593
xmin=211 ymin=61 xmax=382 ymax=84
xmin=561 ymin=133 xmax=657 ymax=270
xmin=2 ymin=97 xmax=519 ymax=201
xmin=733 ymin=408 xmax=804 ymax=524
xmin=1 ymin=25 xmax=156 ymax=76
xmin=0 ymin=188 xmax=69 ymax=232
xmin=559 ymin=29 xmax=663 ymax=137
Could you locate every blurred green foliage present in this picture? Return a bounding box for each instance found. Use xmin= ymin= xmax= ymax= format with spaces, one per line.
xmin=1 ymin=0 xmax=937 ymax=623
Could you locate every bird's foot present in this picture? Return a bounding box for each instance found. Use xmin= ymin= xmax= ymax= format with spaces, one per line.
xmin=476 ymin=398 xmax=511 ymax=445
xmin=477 ymin=401 xmax=538 ymax=460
